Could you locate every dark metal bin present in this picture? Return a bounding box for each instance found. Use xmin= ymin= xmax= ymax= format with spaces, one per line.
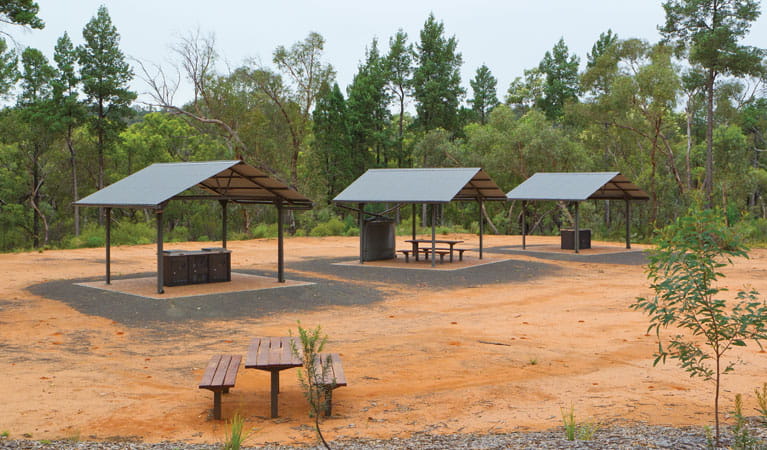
xmin=362 ymin=218 xmax=396 ymax=261
xmin=560 ymin=229 xmax=591 ymax=250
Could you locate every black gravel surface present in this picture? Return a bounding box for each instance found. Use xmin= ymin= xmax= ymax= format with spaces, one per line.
xmin=26 ymin=269 xmax=380 ymax=329
xmin=291 ymin=257 xmax=561 ymax=288
xmin=26 ymin=257 xmax=561 ymax=329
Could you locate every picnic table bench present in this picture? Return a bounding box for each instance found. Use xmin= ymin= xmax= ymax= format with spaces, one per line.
xmin=315 ymin=352 xmax=347 ymax=416
xmin=198 ymin=354 xmax=241 ymax=420
xmin=399 ymin=240 xmax=467 ymax=263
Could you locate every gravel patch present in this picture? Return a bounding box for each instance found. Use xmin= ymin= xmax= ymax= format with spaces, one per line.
xmin=2 ymin=422 xmax=764 ymax=449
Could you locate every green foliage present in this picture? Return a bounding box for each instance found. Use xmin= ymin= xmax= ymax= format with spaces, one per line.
xmin=469 ymin=64 xmax=499 ymax=125
xmin=631 ymin=206 xmax=767 ymax=444
xmin=537 ymin=38 xmax=580 ymax=121
xmin=732 ymin=393 xmax=759 ymax=450
xmin=412 ymin=13 xmax=464 ymax=135
xmin=221 ymin=413 xmax=252 ymax=450
xmin=309 ymin=217 xmax=346 ymax=237
xmin=346 ymin=38 xmax=393 ymax=167
xmin=290 ymin=322 xmax=332 ymax=450
xmin=0 ymin=0 xmax=44 ymax=29
xmin=250 ymin=223 xmax=278 ymax=239
xmin=755 ymin=383 xmax=767 ymax=421
xmin=561 ymin=404 xmax=599 ymax=441
xmin=78 ymin=5 xmax=136 ymax=191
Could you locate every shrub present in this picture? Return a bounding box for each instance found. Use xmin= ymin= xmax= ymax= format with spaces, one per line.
xmin=251 ymin=223 xmax=278 ymax=239
xmin=111 ymin=221 xmax=155 ymax=245
xmin=167 ymin=225 xmax=190 ymax=243
xmin=309 ymin=217 xmax=346 ymax=237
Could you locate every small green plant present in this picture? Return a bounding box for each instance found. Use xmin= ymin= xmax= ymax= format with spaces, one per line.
xmin=528 ymin=357 xmax=538 ymax=366
xmin=221 ymin=413 xmax=252 ymax=450
xmin=732 ymin=393 xmax=759 ymax=450
xmin=631 ymin=206 xmax=767 ymax=446
xmin=560 ymin=403 xmax=599 ymax=441
xmin=704 ymin=425 xmax=715 ymax=450
xmin=754 ymin=383 xmax=767 ymax=421
xmin=291 ymin=322 xmax=333 ymax=450
xmin=0 ymin=431 xmax=8 ymax=438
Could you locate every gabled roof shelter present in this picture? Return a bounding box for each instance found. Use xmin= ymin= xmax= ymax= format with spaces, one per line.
xmin=75 ymin=160 xmax=313 ymax=293
xmin=334 ymin=168 xmax=506 ymax=266
xmin=506 ymin=172 xmax=649 ymax=252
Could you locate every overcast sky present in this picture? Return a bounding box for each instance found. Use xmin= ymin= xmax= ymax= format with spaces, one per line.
xmin=12 ymin=1 xmax=767 ymax=107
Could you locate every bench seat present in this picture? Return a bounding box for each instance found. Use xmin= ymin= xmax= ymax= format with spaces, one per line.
xmin=199 ymin=354 xmax=241 ymax=420
xmin=315 ymin=353 xmax=347 ymax=416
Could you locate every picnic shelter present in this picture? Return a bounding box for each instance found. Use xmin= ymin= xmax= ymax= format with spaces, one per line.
xmin=333 ymin=168 xmax=507 ymax=267
xmin=74 ymin=160 xmax=313 ymax=293
xmin=506 ymin=172 xmax=649 ymax=253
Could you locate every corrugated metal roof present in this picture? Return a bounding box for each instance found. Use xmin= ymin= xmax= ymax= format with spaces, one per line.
xmin=74 ymin=160 xmax=313 ymax=208
xmin=333 ymin=168 xmax=507 ymax=204
xmin=506 ymin=172 xmax=650 ymax=201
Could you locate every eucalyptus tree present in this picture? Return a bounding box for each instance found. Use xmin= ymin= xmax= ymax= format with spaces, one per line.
xmin=251 ymin=32 xmax=335 ymax=188
xmin=537 ymin=37 xmax=580 ymax=121
xmin=411 ymin=14 xmax=464 ymax=135
xmin=505 ymin=68 xmax=544 ymax=115
xmin=469 ymin=64 xmax=499 ymax=125
xmin=78 ymin=5 xmax=136 ymax=213
xmin=660 ymin=0 xmax=765 ymax=204
xmin=386 ymin=29 xmax=412 ymax=165
xmin=581 ymin=40 xmax=684 ymax=226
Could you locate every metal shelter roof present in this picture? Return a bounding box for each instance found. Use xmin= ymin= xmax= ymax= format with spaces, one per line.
xmin=505 ymin=172 xmax=649 ymax=202
xmin=74 ymin=160 xmax=313 ymax=209
xmin=333 ymin=168 xmax=507 ymax=204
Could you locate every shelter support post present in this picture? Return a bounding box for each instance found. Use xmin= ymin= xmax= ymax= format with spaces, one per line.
xmin=478 ymin=199 xmax=484 ymax=259
xmin=156 ymin=209 xmax=164 ymax=294
xmin=277 ymin=201 xmax=284 ymax=283
xmin=105 ymin=207 xmax=111 ymax=284
xmin=431 ymin=204 xmax=436 ymax=268
xmin=412 ymin=204 xmax=416 ymax=240
xmin=625 ymin=198 xmax=631 ymax=249
xmin=574 ymin=202 xmax=580 ymax=254
xmin=358 ymin=203 xmax=365 ymax=264
xmin=522 ymin=201 xmax=527 ymax=250
xmin=220 ymin=200 xmax=228 ymax=249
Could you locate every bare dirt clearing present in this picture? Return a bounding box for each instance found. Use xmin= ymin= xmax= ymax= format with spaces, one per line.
xmin=1 ymin=234 xmax=766 ymax=446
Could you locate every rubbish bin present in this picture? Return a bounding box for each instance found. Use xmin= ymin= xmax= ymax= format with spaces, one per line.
xmin=362 ymin=218 xmax=395 ymax=261
xmin=560 ymin=229 xmax=591 ymax=250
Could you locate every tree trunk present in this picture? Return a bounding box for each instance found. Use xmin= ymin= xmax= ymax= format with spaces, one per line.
xmin=98 ymin=97 xmax=105 ymax=226
xmin=480 ymin=202 xmax=498 ymax=234
xmin=32 ymin=148 xmax=40 ymax=248
xmin=704 ymin=69 xmax=716 ymax=206
xmin=67 ymin=126 xmax=80 ymax=236
xmin=685 ymin=98 xmax=694 ymax=189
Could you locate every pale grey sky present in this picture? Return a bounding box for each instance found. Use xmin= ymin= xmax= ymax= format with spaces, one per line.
xmin=12 ymin=1 xmax=767 ymax=106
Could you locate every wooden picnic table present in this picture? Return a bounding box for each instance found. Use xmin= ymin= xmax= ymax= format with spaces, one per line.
xmin=405 ymin=239 xmax=464 ymax=262
xmin=244 ymin=336 xmax=302 ymax=418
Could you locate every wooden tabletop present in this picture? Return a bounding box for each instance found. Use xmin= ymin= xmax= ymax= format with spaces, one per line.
xmin=245 ymin=336 xmax=302 ymax=370
xmin=405 ymin=239 xmax=464 ymax=245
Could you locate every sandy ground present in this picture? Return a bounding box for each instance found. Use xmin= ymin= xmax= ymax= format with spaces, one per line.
xmin=1 ymin=234 xmax=766 ymax=446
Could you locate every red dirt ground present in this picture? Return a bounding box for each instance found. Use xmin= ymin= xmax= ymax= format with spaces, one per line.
xmin=1 ymin=234 xmax=766 ymax=445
